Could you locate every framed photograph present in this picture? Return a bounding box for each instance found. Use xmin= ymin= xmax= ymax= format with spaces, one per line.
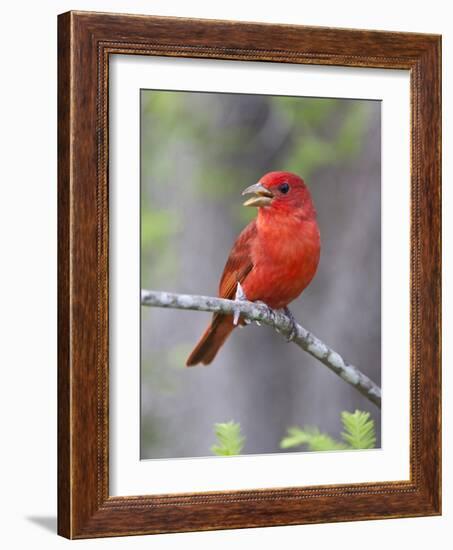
xmin=58 ymin=11 xmax=441 ymax=538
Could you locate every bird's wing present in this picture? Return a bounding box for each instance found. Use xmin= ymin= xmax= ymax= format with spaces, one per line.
xmin=218 ymin=220 xmax=256 ymax=300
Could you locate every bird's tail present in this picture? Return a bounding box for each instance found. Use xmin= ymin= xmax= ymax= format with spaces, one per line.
xmin=186 ymin=314 xmax=236 ymax=366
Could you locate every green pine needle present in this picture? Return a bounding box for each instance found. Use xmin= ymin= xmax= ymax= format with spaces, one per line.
xmin=341 ymin=410 xmax=376 ymax=449
xmin=211 ymin=421 xmax=245 ymax=456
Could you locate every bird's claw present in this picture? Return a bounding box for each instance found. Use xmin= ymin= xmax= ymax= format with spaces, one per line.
xmin=283 ymin=307 xmax=298 ymax=342
xmin=233 ymin=282 xmax=247 ymax=325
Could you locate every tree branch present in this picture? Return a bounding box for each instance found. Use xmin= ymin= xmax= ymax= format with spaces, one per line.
xmin=141 ymin=289 xmax=381 ymax=409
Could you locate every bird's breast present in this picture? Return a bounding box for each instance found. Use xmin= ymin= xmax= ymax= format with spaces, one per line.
xmin=243 ymin=217 xmax=320 ymax=309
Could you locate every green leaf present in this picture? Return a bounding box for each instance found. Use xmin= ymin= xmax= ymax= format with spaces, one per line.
xmin=341 ymin=410 xmax=376 ymax=449
xmin=280 ymin=426 xmax=347 ymax=452
xmin=211 ymin=421 xmax=245 ymax=456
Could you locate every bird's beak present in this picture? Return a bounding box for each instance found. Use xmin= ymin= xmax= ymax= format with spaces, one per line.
xmin=242 ymin=183 xmax=274 ymax=207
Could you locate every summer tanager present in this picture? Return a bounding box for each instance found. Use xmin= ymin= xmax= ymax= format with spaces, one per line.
xmin=186 ymin=171 xmax=320 ymax=366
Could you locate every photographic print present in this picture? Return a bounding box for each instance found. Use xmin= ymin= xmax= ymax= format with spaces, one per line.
xmin=58 ymin=11 xmax=441 ymax=537
xmin=140 ymin=90 xmax=381 ymax=460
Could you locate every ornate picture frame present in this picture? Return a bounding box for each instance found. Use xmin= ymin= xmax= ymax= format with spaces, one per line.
xmin=58 ymin=10 xmax=441 ymax=538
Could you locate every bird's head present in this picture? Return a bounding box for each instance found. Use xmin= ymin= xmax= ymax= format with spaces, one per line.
xmin=242 ymin=171 xmax=316 ymax=219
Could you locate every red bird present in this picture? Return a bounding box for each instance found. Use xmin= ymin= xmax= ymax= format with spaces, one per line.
xmin=186 ymin=171 xmax=320 ymax=366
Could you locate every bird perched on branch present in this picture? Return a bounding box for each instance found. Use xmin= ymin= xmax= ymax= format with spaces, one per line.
xmin=186 ymin=171 xmax=320 ymax=366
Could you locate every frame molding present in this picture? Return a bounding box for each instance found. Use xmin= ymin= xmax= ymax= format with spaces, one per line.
xmin=58 ymin=10 xmax=441 ymax=538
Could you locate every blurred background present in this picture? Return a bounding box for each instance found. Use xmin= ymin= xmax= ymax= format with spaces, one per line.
xmin=140 ymin=90 xmax=381 ymax=459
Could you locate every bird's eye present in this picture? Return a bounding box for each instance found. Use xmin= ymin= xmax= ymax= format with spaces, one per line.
xmin=279 ymin=182 xmax=290 ymax=194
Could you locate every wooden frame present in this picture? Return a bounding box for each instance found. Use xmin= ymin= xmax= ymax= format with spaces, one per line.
xmin=58 ymin=10 xmax=441 ymax=539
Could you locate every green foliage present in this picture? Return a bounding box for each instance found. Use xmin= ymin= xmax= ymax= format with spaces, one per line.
xmin=273 ymin=97 xmax=339 ymax=128
xmin=274 ymin=98 xmax=370 ymax=179
xmin=287 ymin=136 xmax=337 ymax=176
xmin=209 ymin=412 xmax=375 ymax=457
xmin=280 ymin=426 xmax=347 ymax=451
xmin=141 ymin=208 xmax=180 ymax=251
xmin=336 ymin=103 xmax=369 ymax=157
xmin=280 ymin=410 xmax=376 ymax=452
xmin=211 ymin=421 xmax=245 ymax=456
xmin=140 ymin=208 xmax=181 ymax=285
xmin=341 ymin=410 xmax=376 ymax=449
